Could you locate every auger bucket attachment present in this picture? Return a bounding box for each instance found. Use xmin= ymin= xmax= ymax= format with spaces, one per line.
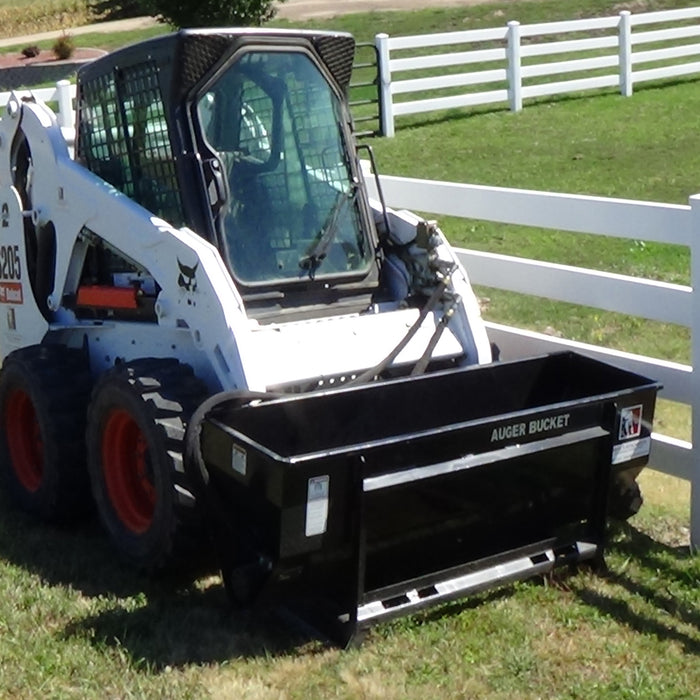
xmin=187 ymin=352 xmax=659 ymax=646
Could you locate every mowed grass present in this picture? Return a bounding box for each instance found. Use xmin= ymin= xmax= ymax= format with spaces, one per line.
xmin=0 ymin=1 xmax=698 ymax=698
xmin=368 ymin=81 xmax=700 ymax=364
xmin=0 ymin=480 xmax=697 ymax=699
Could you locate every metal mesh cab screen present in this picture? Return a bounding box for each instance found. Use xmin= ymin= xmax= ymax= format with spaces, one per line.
xmin=78 ymin=61 xmax=184 ymax=227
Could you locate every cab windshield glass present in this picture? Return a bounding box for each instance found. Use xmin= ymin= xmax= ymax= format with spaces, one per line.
xmin=197 ymin=50 xmax=373 ymax=285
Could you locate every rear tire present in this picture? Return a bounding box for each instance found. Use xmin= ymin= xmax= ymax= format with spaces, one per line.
xmin=0 ymin=345 xmax=91 ymax=522
xmin=86 ymin=358 xmax=208 ymax=570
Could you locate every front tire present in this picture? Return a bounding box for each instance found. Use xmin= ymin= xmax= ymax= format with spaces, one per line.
xmin=608 ymin=477 xmax=643 ymax=521
xmin=0 ymin=345 xmax=91 ymax=522
xmin=86 ymin=359 xmax=208 ymax=570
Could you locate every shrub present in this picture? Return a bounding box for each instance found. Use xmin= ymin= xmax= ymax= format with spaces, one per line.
xmin=21 ymin=45 xmax=42 ymax=58
xmin=52 ymin=33 xmax=76 ymax=60
xmin=148 ymin=0 xmax=285 ymax=28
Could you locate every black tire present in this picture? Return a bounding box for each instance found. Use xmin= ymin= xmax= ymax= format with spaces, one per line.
xmin=184 ymin=390 xmax=278 ymax=606
xmin=86 ymin=358 xmax=208 ymax=570
xmin=0 ymin=345 xmax=92 ymax=522
xmin=608 ymin=478 xmax=643 ymax=521
xmin=221 ymin=560 xmax=271 ymax=608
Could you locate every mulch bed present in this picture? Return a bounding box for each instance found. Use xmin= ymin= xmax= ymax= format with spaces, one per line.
xmin=0 ymin=48 xmax=105 ymax=68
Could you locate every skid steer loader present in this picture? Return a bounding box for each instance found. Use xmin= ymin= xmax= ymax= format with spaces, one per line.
xmin=0 ymin=28 xmax=659 ymax=645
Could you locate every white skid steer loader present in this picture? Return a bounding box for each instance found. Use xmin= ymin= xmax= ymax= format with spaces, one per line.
xmin=0 ymin=29 xmax=658 ymax=645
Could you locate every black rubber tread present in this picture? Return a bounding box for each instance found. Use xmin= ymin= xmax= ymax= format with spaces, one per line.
xmin=0 ymin=344 xmax=92 ymax=522
xmin=608 ymin=479 xmax=643 ymax=521
xmin=86 ymin=358 xmax=209 ymax=571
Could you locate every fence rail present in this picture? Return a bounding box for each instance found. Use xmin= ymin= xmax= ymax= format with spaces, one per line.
xmin=376 ymin=7 xmax=700 ymax=136
xmin=0 ymin=79 xmax=76 ymax=143
xmin=364 ymin=170 xmax=699 ymax=548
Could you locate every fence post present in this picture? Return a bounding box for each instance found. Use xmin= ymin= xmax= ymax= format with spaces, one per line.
xmin=619 ymin=10 xmax=633 ymax=97
xmin=55 ymin=79 xmax=74 ymax=129
xmin=691 ymin=193 xmax=700 ymax=552
xmin=375 ymin=33 xmax=395 ymax=137
xmin=506 ymin=21 xmax=522 ymax=112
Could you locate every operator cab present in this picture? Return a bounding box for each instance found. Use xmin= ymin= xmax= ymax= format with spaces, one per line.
xmin=76 ymin=29 xmax=380 ymax=321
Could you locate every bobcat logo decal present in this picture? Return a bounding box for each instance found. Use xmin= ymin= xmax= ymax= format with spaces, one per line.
xmin=177 ymin=259 xmax=198 ymax=292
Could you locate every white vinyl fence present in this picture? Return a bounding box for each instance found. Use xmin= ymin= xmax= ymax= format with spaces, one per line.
xmin=365 ymin=170 xmax=699 ymax=550
xmin=0 ymin=80 xmax=76 ymax=142
xmin=376 ymin=6 xmax=700 ymax=136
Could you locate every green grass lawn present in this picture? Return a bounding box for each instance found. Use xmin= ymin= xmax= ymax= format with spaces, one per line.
xmin=0 ymin=482 xmax=697 ymax=699
xmin=0 ymin=2 xmax=698 ymax=698
xmin=368 ymin=80 xmax=699 ymax=363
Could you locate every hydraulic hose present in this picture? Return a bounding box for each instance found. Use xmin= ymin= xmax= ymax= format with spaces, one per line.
xmin=346 ymin=274 xmax=451 ymax=386
xmin=410 ymin=295 xmax=459 ymax=376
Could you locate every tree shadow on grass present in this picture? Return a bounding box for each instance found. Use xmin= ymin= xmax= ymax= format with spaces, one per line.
xmin=57 ymin=557 xmax=528 ymax=667
xmin=60 ymin=587 xmax=321 ymax=667
xmin=0 ymin=490 xmax=214 ymax=598
xmin=571 ymin=521 xmax=700 ymax=656
xmin=0 ymin=492 xmax=324 ymax=661
xmin=0 ymin=491 xmax=527 ymax=665
xmin=3 ymin=489 xmax=699 ymax=665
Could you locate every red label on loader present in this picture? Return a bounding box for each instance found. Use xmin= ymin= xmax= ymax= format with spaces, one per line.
xmin=0 ymin=281 xmax=23 ymax=305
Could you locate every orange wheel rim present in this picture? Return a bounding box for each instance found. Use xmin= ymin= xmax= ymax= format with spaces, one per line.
xmin=102 ymin=408 xmax=155 ymax=534
xmin=5 ymin=388 xmax=43 ymax=492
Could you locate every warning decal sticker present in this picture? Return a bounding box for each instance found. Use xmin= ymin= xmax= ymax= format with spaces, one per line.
xmin=612 ymin=436 xmax=651 ymax=465
xmin=619 ymin=405 xmax=643 ymax=441
xmin=306 ymin=475 xmax=329 ymax=537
